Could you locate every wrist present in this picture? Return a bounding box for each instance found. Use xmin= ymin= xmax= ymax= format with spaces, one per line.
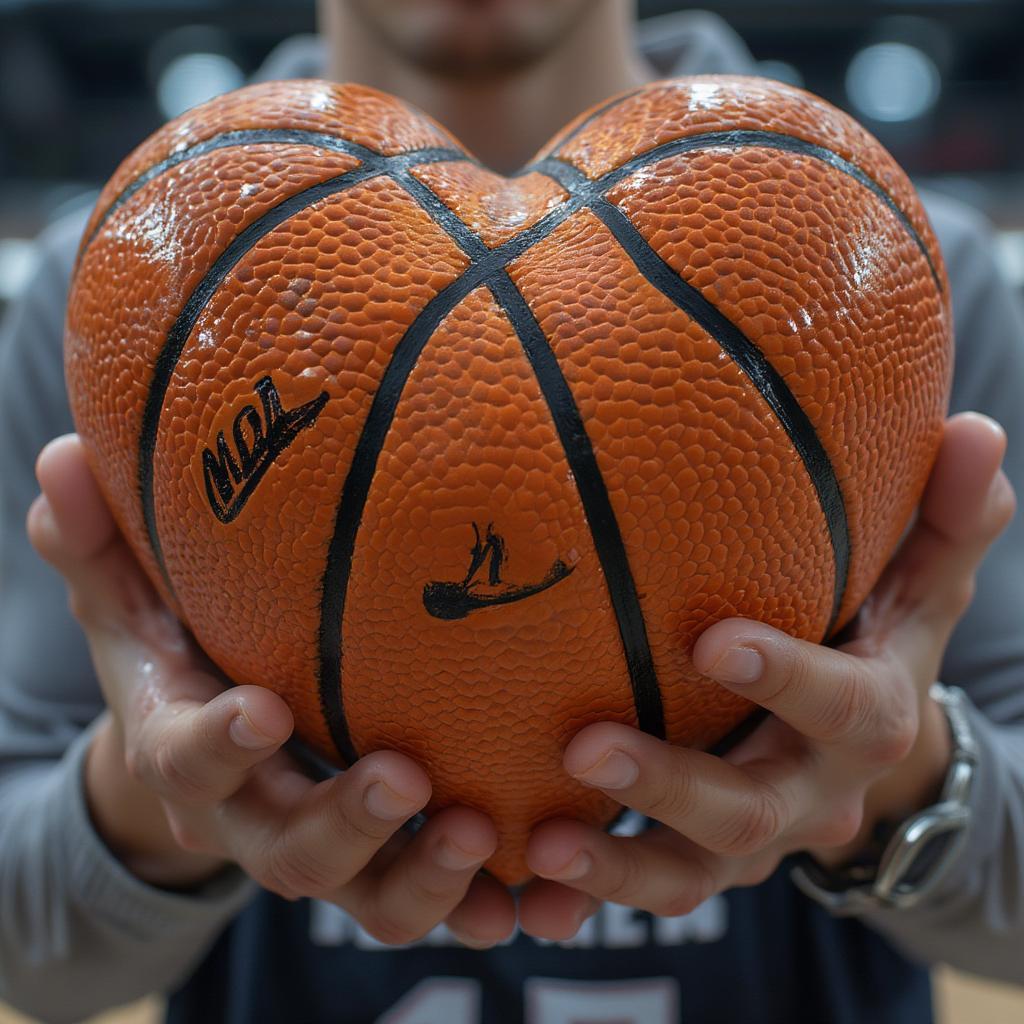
xmin=84 ymin=715 xmax=228 ymax=888
xmin=809 ymin=687 xmax=953 ymax=867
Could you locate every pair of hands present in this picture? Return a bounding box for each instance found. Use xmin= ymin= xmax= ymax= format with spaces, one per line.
xmin=29 ymin=413 xmax=1014 ymax=948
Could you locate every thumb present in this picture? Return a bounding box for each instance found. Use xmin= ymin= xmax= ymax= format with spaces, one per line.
xmin=30 ymin=433 xmax=167 ymax=639
xmin=869 ymin=413 xmax=1015 ymax=659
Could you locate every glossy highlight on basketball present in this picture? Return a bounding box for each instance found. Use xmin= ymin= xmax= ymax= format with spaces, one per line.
xmin=65 ymin=75 xmax=952 ymax=883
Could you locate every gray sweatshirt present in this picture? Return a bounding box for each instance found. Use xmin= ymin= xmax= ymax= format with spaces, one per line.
xmin=2 ymin=13 xmax=1024 ymax=1023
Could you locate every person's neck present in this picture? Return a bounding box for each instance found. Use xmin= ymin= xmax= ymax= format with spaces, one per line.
xmin=322 ymin=1 xmax=652 ymax=173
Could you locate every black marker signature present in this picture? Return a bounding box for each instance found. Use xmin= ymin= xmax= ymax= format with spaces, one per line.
xmin=423 ymin=522 xmax=575 ymax=620
xmin=201 ymin=375 xmax=328 ymax=523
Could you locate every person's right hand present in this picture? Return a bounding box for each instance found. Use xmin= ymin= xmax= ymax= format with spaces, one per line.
xmin=29 ymin=434 xmax=515 ymax=949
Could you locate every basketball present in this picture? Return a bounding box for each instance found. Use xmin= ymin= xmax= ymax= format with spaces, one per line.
xmin=65 ymin=75 xmax=951 ymax=884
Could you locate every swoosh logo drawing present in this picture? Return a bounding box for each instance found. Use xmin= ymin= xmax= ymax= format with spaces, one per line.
xmin=423 ymin=522 xmax=575 ymax=620
xmin=201 ymin=375 xmax=328 ymax=523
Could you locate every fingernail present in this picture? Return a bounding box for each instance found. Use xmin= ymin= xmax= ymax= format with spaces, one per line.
xmin=572 ymin=749 xmax=639 ymax=789
xmin=364 ymin=781 xmax=421 ymax=821
xmin=548 ymin=851 xmax=592 ymax=881
xmin=707 ymin=646 xmax=764 ymax=685
xmin=229 ymin=714 xmax=278 ymax=750
xmin=434 ymin=837 xmax=487 ymax=871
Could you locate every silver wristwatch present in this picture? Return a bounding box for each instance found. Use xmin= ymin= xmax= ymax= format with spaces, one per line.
xmin=790 ymin=683 xmax=979 ymax=915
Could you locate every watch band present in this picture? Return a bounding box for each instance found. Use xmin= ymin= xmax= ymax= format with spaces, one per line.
xmin=790 ymin=683 xmax=979 ymax=914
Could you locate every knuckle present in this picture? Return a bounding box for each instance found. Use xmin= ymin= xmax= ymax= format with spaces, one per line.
xmin=153 ymin=737 xmax=210 ymax=803
xmin=654 ymin=886 xmax=704 ymax=918
xmin=596 ymin=847 xmax=645 ymax=906
xmin=814 ymin=671 xmax=873 ymax=743
xmin=655 ymin=862 xmax=717 ymax=918
xmin=324 ymin=793 xmax=391 ymax=850
xmin=360 ymin=912 xmax=421 ymax=947
xmin=810 ymin=802 xmax=865 ymax=849
xmin=761 ymin=641 xmax=815 ymax=705
xmin=66 ymin=588 xmax=92 ymax=627
xmin=866 ymin=704 xmax=918 ymax=766
xmin=165 ymin=812 xmax=209 ymax=854
xmin=122 ymin=744 xmax=148 ymax=787
xmin=712 ymin=789 xmax=786 ymax=856
xmin=251 ymin=866 xmax=295 ymax=901
xmin=644 ymin=765 xmax=699 ymax=824
xmin=259 ymin=844 xmax=335 ymax=901
xmin=945 ymin=577 xmax=977 ymax=620
xmin=404 ymin=869 xmax=457 ymax=907
xmin=734 ymin=856 xmax=777 ymax=888
xmin=67 ymin=584 xmax=117 ymax=633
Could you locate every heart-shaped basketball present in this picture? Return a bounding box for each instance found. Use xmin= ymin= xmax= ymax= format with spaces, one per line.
xmin=66 ymin=76 xmax=951 ymax=883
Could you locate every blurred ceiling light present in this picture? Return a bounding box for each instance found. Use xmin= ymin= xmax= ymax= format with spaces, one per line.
xmin=845 ymin=42 xmax=940 ymax=123
xmin=156 ymin=51 xmax=244 ymax=120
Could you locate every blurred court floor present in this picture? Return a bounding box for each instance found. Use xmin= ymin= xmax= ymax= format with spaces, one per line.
xmin=2 ymin=968 xmax=1023 ymax=1023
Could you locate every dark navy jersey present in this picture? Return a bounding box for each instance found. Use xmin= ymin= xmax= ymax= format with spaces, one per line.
xmin=167 ymin=855 xmax=931 ymax=1024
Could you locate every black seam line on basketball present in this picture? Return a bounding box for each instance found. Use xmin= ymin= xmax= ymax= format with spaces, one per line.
xmin=133 ymin=122 xmax=877 ymax=747
xmin=526 ymin=129 xmax=941 ymax=291
xmin=488 ymin=271 xmax=666 ymax=738
xmin=389 ymin=169 xmax=490 ymax=260
xmin=591 ymin=196 xmax=849 ymax=629
xmin=396 ymin=153 xmax=849 ymax=631
xmin=137 ymin=159 xmax=393 ymax=589
xmin=539 ymin=86 xmax=648 ymax=161
xmin=385 ymin=169 xmax=666 ymax=738
xmin=315 ymin=261 xmax=522 ymax=764
xmin=140 ymin=158 xmax=585 ymax=596
xmin=313 ymin=195 xmax=597 ymax=763
xmin=76 ymin=132 xmax=469 ymax=270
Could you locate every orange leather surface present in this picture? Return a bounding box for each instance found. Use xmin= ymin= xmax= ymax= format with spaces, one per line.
xmin=66 ymin=76 xmax=952 ymax=883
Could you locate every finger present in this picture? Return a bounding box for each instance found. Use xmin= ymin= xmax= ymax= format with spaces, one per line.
xmin=33 ymin=434 xmax=117 ymax=563
xmin=223 ymin=750 xmax=431 ymax=902
xmin=355 ymin=806 xmax=499 ymax=946
xmin=562 ymin=722 xmax=803 ymax=855
xmin=445 ymin=873 xmax=518 ymax=949
xmin=918 ymin=413 xmax=1012 ymax=552
xmin=874 ymin=413 xmax=1015 ymax=645
xmin=693 ymin=620 xmax=916 ymax=762
xmin=526 ymin=820 xmax=722 ymax=920
xmin=30 ymin=435 xmax=167 ymax=637
xmin=517 ymin=877 xmax=600 ymax=942
xmin=130 ymin=683 xmax=294 ymax=804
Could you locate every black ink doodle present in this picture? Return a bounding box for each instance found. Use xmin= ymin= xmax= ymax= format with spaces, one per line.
xmin=201 ymin=376 xmax=328 ymax=523
xmin=423 ymin=522 xmax=574 ymax=620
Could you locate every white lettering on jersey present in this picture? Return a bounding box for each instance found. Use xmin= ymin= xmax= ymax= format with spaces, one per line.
xmin=525 ymin=977 xmax=678 ymax=1024
xmin=376 ymin=979 xmax=480 ymax=1024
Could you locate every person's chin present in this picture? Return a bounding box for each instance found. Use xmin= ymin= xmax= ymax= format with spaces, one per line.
xmin=410 ymin=44 xmax=544 ymax=82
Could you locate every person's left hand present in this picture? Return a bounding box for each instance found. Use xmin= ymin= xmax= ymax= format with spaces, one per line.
xmin=519 ymin=413 xmax=1016 ymax=939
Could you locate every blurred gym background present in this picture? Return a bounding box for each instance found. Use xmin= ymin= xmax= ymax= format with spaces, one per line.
xmin=1 ymin=1 xmax=1023 ymax=1022
xmin=1 ymin=0 xmax=1023 ymax=313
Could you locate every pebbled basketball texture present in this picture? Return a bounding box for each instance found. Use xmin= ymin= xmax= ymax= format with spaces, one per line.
xmin=66 ymin=76 xmax=952 ymax=884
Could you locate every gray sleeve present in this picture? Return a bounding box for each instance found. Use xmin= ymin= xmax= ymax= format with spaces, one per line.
xmin=853 ymin=192 xmax=1024 ymax=982
xmin=0 ymin=211 xmax=253 ymax=1024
